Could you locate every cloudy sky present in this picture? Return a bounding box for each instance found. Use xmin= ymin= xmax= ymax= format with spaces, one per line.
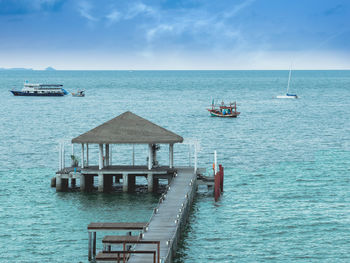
xmin=0 ymin=0 xmax=349 ymax=69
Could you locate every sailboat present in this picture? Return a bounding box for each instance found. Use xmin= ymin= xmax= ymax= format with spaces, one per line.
xmin=276 ymin=66 xmax=298 ymax=99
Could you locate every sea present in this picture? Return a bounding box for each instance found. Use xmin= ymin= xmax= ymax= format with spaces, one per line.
xmin=0 ymin=70 xmax=349 ymax=262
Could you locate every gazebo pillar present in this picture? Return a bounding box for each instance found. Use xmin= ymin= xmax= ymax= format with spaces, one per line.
xmin=99 ymin=144 xmax=104 ymax=170
xmin=81 ymin=143 xmax=85 ymax=168
xmin=109 ymin=144 xmax=112 ymax=165
xmin=169 ymin=144 xmax=174 ymax=168
xmin=148 ymin=144 xmax=153 ymax=170
xmin=105 ymin=144 xmax=109 ymax=167
xmin=152 ymin=145 xmax=157 ymax=166
xmin=86 ymin=143 xmax=89 ymax=167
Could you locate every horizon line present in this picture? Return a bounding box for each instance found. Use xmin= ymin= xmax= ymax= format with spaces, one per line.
xmin=1 ymin=68 xmax=350 ymax=71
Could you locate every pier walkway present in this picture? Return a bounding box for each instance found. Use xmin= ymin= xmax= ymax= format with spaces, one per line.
xmin=127 ymin=167 xmax=197 ymax=263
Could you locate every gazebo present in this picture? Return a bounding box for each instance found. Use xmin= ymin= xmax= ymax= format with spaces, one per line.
xmin=56 ymin=111 xmax=185 ymax=192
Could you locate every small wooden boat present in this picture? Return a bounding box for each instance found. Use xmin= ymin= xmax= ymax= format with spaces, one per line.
xmin=72 ymin=90 xmax=85 ymax=97
xmin=207 ymin=101 xmax=240 ymax=118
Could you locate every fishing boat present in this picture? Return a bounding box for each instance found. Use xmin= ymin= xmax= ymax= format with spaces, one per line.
xmin=207 ymin=100 xmax=240 ymax=118
xmin=276 ymin=66 xmax=298 ymax=99
xmin=72 ymin=90 xmax=85 ymax=97
xmin=10 ymin=81 xmax=68 ymax=96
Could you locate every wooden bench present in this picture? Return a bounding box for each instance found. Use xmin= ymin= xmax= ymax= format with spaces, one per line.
xmin=88 ymin=222 xmax=147 ymax=260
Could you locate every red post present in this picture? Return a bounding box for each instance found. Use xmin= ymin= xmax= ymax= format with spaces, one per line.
xmin=214 ymin=170 xmax=221 ymax=202
xmin=219 ymin=165 xmax=224 ymax=192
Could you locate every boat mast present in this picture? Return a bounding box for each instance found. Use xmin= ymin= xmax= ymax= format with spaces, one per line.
xmin=286 ymin=65 xmax=292 ymax=94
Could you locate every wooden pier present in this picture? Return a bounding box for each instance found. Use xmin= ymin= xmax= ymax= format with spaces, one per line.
xmin=93 ymin=167 xmax=199 ymax=263
xmin=52 ymin=112 xmax=221 ymax=262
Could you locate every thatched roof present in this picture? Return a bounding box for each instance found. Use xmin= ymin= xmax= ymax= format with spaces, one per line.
xmin=72 ymin=111 xmax=183 ymax=144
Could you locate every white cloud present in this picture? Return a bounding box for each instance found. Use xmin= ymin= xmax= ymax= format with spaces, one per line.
xmin=146 ymin=24 xmax=173 ymax=42
xmin=223 ymin=0 xmax=255 ymax=19
xmin=78 ymin=1 xmax=98 ymax=22
xmin=106 ymin=10 xmax=121 ymax=24
xmin=125 ymin=2 xmax=156 ymax=19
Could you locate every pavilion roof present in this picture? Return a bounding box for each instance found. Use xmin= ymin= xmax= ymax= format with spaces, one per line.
xmin=72 ymin=111 xmax=183 ymax=144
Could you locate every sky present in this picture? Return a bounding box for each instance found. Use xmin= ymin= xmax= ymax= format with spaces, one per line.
xmin=0 ymin=0 xmax=349 ymax=69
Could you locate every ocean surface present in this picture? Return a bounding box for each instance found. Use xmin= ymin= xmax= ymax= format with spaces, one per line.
xmin=0 ymin=70 xmax=349 ymax=262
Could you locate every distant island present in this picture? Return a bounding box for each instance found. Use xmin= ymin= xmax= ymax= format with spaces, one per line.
xmin=0 ymin=67 xmax=33 ymax=71
xmin=0 ymin=67 xmax=56 ymax=71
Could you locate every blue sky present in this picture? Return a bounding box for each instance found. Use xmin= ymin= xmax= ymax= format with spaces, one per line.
xmin=0 ymin=0 xmax=349 ymax=69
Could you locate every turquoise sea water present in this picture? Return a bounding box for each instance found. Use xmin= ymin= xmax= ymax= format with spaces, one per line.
xmin=0 ymin=70 xmax=349 ymax=262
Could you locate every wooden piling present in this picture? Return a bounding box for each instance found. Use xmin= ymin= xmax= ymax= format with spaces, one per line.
xmin=115 ymin=175 xmax=120 ymax=184
xmin=98 ymin=173 xmax=104 ymax=192
xmin=93 ymin=232 xmax=96 ymax=257
xmin=71 ymin=178 xmax=76 ymax=188
xmin=147 ymin=173 xmax=153 ymax=192
xmin=88 ymin=232 xmax=92 ymax=261
xmin=219 ymin=165 xmax=224 ymax=192
xmin=214 ymin=170 xmax=221 ymax=202
xmin=128 ymin=175 xmax=136 ymax=192
xmin=56 ymin=176 xmax=68 ymax=192
xmin=153 ymin=178 xmax=159 ymax=193
xmin=81 ymin=174 xmax=94 ymax=192
xmin=51 ymin=177 xmax=56 ymax=187
xmin=123 ymin=173 xmax=128 ymax=192
xmin=104 ymin=175 xmax=113 ymax=192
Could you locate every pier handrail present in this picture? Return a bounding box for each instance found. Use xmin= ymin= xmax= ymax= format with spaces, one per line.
xmin=161 ymin=177 xmax=195 ymax=262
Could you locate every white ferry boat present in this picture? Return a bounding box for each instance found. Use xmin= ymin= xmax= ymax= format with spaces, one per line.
xmin=10 ymin=81 xmax=68 ymax=96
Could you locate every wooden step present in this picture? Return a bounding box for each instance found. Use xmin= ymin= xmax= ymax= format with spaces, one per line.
xmin=103 ymin=235 xmax=139 ymax=244
xmin=96 ymin=252 xmax=123 ymax=261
